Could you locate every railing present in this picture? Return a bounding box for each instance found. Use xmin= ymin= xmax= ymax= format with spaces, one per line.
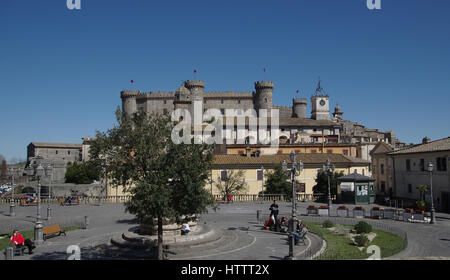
xmin=0 ymin=195 xmax=132 ymax=205
xmin=213 ymin=193 xmax=316 ymax=202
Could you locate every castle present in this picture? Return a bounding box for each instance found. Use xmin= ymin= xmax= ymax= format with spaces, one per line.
xmin=121 ymin=80 xmax=331 ymax=121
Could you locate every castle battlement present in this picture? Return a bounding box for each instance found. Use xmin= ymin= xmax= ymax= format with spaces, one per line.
xmin=293 ymin=98 xmax=307 ymax=104
xmin=120 ymin=90 xmax=140 ymax=98
xmin=254 ymin=81 xmax=274 ymax=89
xmin=184 ymin=80 xmax=205 ymax=89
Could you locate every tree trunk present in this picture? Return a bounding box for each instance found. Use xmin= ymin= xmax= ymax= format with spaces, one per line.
xmin=157 ymin=215 xmax=164 ymax=260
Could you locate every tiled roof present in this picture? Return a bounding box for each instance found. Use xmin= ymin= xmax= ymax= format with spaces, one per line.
xmin=212 ymin=153 xmax=370 ymax=167
xmin=338 ymin=171 xmax=375 ymax=182
xmin=219 ymin=117 xmax=339 ymax=127
xmin=388 ymin=137 xmax=450 ymax=155
xmin=29 ymin=142 xmax=82 ymax=148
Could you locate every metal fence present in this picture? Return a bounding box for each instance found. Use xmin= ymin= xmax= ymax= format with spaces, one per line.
xmin=0 ymin=195 xmax=132 ymax=205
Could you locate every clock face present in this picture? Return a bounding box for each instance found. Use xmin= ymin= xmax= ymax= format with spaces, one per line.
xmin=319 ymin=99 xmax=326 ymax=106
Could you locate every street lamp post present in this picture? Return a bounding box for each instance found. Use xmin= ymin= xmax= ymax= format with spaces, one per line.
xmin=45 ymin=164 xmax=53 ymax=220
xmin=282 ymin=151 xmax=304 ymax=260
xmin=26 ymin=162 xmax=46 ymax=245
xmin=428 ymin=162 xmax=436 ymax=224
xmin=261 ymin=166 xmax=264 ymax=204
xmin=323 ymin=159 xmax=335 ymax=217
xmin=7 ymin=168 xmax=20 ymax=217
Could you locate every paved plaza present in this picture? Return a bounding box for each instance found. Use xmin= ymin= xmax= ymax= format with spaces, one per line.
xmin=1 ymin=201 xmax=450 ymax=260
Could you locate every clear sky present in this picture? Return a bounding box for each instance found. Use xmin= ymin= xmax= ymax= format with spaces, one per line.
xmin=1 ymin=0 xmax=449 ymax=162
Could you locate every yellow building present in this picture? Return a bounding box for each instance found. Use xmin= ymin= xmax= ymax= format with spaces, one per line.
xmin=210 ymin=153 xmax=371 ymax=198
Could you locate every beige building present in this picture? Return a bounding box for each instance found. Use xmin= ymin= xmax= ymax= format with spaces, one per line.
xmin=389 ymin=137 xmax=450 ymax=213
xmin=370 ymin=141 xmax=395 ymax=197
xmin=210 ymin=153 xmax=371 ymax=198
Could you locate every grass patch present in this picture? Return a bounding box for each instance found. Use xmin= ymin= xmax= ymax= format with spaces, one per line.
xmin=0 ymin=226 xmax=81 ymax=252
xmin=304 ymin=222 xmax=406 ymax=260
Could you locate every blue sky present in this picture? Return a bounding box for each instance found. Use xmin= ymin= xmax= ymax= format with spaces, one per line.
xmin=1 ymin=0 xmax=449 ymax=162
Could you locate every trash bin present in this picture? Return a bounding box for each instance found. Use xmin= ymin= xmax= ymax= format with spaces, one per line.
xmin=5 ymin=247 xmax=14 ymax=260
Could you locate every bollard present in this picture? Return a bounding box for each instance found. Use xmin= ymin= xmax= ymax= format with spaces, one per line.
xmin=84 ymin=216 xmax=90 ymax=229
xmin=5 ymin=247 xmax=14 ymax=260
xmin=257 ymin=210 xmax=262 ymax=222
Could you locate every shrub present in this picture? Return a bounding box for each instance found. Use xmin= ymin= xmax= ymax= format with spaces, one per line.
xmin=322 ymin=220 xmax=334 ymax=228
xmin=354 ymin=221 xmax=372 ymax=234
xmin=354 ymin=234 xmax=369 ymax=247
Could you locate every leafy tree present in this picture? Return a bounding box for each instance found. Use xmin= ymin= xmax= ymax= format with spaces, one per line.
xmin=416 ymin=184 xmax=428 ymax=210
xmin=312 ymin=170 xmax=345 ymax=200
xmin=214 ymin=170 xmax=248 ymax=202
xmin=1 ymin=159 xmax=7 ymax=180
xmin=264 ymin=164 xmax=291 ymax=197
xmin=65 ymin=161 xmax=100 ymax=184
xmin=89 ymin=109 xmax=214 ymax=259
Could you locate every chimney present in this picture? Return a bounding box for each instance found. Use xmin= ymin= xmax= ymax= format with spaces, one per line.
xmin=422 ymin=137 xmax=431 ymax=144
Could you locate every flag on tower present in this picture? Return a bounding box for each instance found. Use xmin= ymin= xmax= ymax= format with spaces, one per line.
xmin=131 ymin=80 xmax=134 ymax=83
xmin=194 ymin=69 xmax=197 ymax=73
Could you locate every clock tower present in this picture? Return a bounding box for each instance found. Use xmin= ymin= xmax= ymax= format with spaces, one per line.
xmin=311 ymin=79 xmax=330 ymax=120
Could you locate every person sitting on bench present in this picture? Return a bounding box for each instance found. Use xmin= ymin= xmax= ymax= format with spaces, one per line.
xmin=181 ymin=222 xmax=190 ymax=235
xmin=10 ymin=229 xmax=35 ymax=255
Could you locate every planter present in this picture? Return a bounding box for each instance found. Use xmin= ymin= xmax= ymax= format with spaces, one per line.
xmin=353 ymin=208 xmax=365 ymax=218
xmin=403 ymin=212 xmax=413 ymax=221
xmin=337 ymin=209 xmax=349 ymax=217
xmin=318 ymin=208 xmax=329 ymax=216
xmin=139 ymin=218 xmax=197 ymax=237
xmin=412 ymin=213 xmax=425 ymax=221
xmin=382 ymin=209 xmax=395 ymax=219
xmin=370 ymin=208 xmax=382 ymax=219
xmin=307 ymin=206 xmax=318 ymax=215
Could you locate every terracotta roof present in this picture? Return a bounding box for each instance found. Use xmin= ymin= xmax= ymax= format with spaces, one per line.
xmin=338 ymin=171 xmax=375 ymax=182
xmin=212 ymin=153 xmax=370 ymax=167
xmin=29 ymin=142 xmax=82 ymax=149
xmin=219 ymin=117 xmax=340 ymax=127
xmin=388 ymin=137 xmax=450 ymax=155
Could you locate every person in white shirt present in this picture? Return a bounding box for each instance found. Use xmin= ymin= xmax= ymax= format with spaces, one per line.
xmin=181 ymin=223 xmax=190 ymax=235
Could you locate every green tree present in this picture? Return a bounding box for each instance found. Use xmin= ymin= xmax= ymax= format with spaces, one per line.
xmin=65 ymin=162 xmax=100 ymax=184
xmin=214 ymin=170 xmax=248 ymax=202
xmin=89 ymin=109 xmax=214 ymax=259
xmin=416 ymin=184 xmax=428 ymax=210
xmin=312 ymin=170 xmax=345 ymax=200
xmin=264 ymin=164 xmax=291 ymax=197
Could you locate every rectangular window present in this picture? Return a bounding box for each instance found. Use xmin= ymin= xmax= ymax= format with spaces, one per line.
xmin=380 ymin=164 xmax=384 ymax=175
xmin=68 ymin=151 xmax=71 ymax=155
xmin=406 ymin=159 xmax=411 ymax=171
xmin=257 ymin=170 xmax=263 ymax=181
xmin=204 ymin=99 xmax=207 ymax=104
xmin=238 ymin=99 xmax=241 ymax=104
xmin=420 ymin=159 xmax=425 ymax=172
xmin=407 ymin=184 xmax=412 ymax=193
xmin=221 ymin=100 xmax=224 ymax=104
xmin=220 ymin=109 xmax=225 ymax=115
xmin=56 ymin=150 xmax=58 ymax=155
xmin=220 ymin=170 xmax=228 ymax=181
xmin=436 ymin=157 xmax=447 ymax=171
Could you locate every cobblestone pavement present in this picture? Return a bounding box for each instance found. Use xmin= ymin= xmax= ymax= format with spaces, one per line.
xmin=1 ymin=201 xmax=450 ymax=260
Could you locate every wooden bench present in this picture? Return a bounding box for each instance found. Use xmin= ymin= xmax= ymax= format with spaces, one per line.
xmin=43 ymin=225 xmax=66 ymax=240
xmin=60 ymin=198 xmax=80 ymax=206
xmin=12 ymin=246 xmax=25 ymax=256
xmin=20 ymin=199 xmax=37 ymax=206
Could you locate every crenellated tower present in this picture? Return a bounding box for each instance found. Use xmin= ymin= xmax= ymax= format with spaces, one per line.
xmin=292 ymin=98 xmax=307 ymax=118
xmin=254 ymin=81 xmax=274 ymax=113
xmin=184 ymin=80 xmax=205 ymax=94
xmin=120 ymin=90 xmax=140 ymax=118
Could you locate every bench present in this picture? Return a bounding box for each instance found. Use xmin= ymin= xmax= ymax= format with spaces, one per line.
xmin=20 ymin=199 xmax=37 ymax=206
xmin=43 ymin=225 xmax=66 ymax=240
xmin=12 ymin=246 xmax=25 ymax=256
xmin=290 ymin=229 xmax=308 ymax=245
xmin=60 ymin=198 xmax=80 ymax=206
